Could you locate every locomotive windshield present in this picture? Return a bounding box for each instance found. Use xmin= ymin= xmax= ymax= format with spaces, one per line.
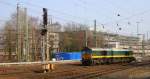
xmin=82 ymin=47 xmax=92 ymax=54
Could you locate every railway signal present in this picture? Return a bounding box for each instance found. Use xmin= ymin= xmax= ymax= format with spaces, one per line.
xmin=41 ymin=8 xmax=48 ymax=36
xmin=43 ymin=8 xmax=48 ymax=26
xmin=41 ymin=8 xmax=54 ymax=72
xmin=41 ymin=28 xmax=47 ymax=35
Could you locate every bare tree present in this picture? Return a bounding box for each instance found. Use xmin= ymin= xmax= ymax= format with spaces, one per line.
xmin=3 ymin=10 xmax=41 ymax=62
xmin=59 ymin=22 xmax=89 ymax=52
xmin=3 ymin=14 xmax=17 ymax=61
xmin=63 ymin=22 xmax=88 ymax=32
xmin=28 ymin=17 xmax=41 ymax=61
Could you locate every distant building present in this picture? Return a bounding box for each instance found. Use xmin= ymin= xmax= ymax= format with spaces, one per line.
xmin=47 ymin=23 xmax=60 ymax=53
xmin=0 ymin=32 xmax=4 ymax=53
xmin=47 ymin=32 xmax=59 ymax=53
xmin=102 ymin=32 xmax=150 ymax=57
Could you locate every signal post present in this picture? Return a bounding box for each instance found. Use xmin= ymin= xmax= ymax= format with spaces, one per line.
xmin=41 ymin=8 xmax=54 ymax=72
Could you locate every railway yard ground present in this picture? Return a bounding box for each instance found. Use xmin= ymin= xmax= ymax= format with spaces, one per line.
xmin=0 ymin=60 xmax=150 ymax=79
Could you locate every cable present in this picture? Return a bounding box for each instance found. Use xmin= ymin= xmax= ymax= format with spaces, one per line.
xmin=1 ymin=0 xmax=150 ymax=33
xmin=74 ymin=0 xmax=115 ymax=24
xmin=76 ymin=0 xmax=150 ymax=27
xmin=0 ymin=0 xmax=91 ymax=22
xmin=26 ymin=6 xmax=88 ymax=26
xmin=21 ymin=1 xmax=91 ymax=21
xmin=103 ymin=0 xmax=130 ymax=13
xmin=77 ymin=0 xmax=87 ymax=4
xmin=0 ymin=0 xmax=118 ymax=27
xmin=103 ymin=9 xmax=150 ymax=25
xmin=0 ymin=0 xmax=16 ymax=7
xmin=0 ymin=1 xmax=90 ymax=26
xmin=0 ymin=19 xmax=7 ymax=21
xmin=73 ymin=0 xmax=87 ymax=9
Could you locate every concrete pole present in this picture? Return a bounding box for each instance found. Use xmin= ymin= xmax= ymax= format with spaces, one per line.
xmin=42 ymin=35 xmax=46 ymax=62
xmin=46 ymin=28 xmax=50 ymax=61
xmin=147 ymin=31 xmax=149 ymax=41
xmin=16 ymin=3 xmax=22 ymax=62
xmin=85 ymin=30 xmax=88 ymax=47
xmin=136 ymin=22 xmax=140 ymax=36
xmin=21 ymin=8 xmax=25 ymax=61
xmin=94 ymin=20 xmax=97 ymax=48
xmin=24 ymin=8 xmax=29 ymax=61
xmin=142 ymin=34 xmax=145 ymax=56
xmin=16 ymin=3 xmax=19 ymax=61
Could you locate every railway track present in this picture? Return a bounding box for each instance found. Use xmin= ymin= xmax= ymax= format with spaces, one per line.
xmin=47 ymin=62 xmax=150 ymax=79
xmin=0 ymin=61 xmax=150 ymax=79
xmin=70 ymin=67 xmax=129 ymax=79
xmin=62 ymin=66 xmax=129 ymax=79
xmin=41 ymin=64 xmax=129 ymax=79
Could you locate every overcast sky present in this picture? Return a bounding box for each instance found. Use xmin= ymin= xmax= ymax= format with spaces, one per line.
xmin=0 ymin=0 xmax=150 ymax=37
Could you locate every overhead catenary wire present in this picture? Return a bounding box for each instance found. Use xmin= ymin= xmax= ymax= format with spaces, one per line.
xmin=0 ymin=19 xmax=7 ymax=21
xmin=74 ymin=0 xmax=118 ymax=23
xmin=20 ymin=0 xmax=119 ymax=26
xmin=21 ymin=1 xmax=91 ymax=22
xmin=76 ymin=0 xmax=87 ymax=4
xmin=75 ymin=0 xmax=150 ymax=27
xmin=73 ymin=0 xmax=87 ymax=9
xmin=103 ymin=0 xmax=131 ymax=14
xmin=1 ymin=0 xmax=150 ymax=33
xmin=25 ymin=6 xmax=90 ymax=27
xmin=0 ymin=0 xmax=16 ymax=7
xmin=0 ymin=0 xmax=91 ymax=23
xmin=103 ymin=9 xmax=150 ymax=26
xmin=0 ymin=1 xmax=87 ymax=26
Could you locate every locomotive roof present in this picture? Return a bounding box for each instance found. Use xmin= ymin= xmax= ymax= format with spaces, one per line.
xmin=91 ymin=48 xmax=131 ymax=51
xmin=91 ymin=48 xmax=112 ymax=51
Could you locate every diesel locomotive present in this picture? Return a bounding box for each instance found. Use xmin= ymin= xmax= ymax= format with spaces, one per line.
xmin=81 ymin=47 xmax=135 ymax=65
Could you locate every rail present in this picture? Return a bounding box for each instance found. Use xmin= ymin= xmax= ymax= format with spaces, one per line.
xmin=0 ymin=60 xmax=80 ymax=66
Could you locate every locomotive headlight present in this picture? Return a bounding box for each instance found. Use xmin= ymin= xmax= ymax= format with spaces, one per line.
xmin=82 ymin=53 xmax=91 ymax=59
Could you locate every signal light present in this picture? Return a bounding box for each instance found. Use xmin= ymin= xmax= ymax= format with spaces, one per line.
xmin=41 ymin=28 xmax=47 ymax=35
xmin=43 ymin=8 xmax=48 ymax=26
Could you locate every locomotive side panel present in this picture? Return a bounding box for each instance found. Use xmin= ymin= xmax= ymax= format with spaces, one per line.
xmin=81 ymin=47 xmax=135 ymax=66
